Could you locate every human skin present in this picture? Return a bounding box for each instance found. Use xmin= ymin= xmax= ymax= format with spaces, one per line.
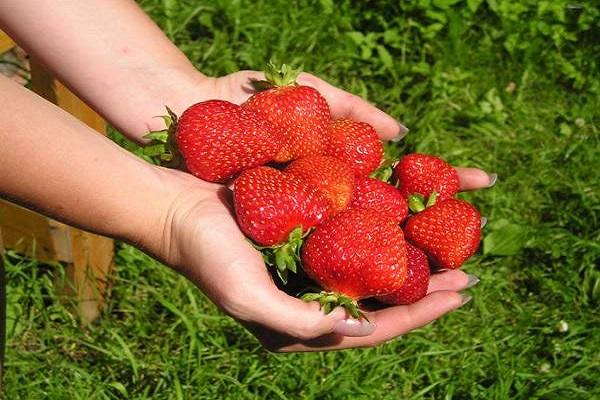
xmin=0 ymin=1 xmax=494 ymax=351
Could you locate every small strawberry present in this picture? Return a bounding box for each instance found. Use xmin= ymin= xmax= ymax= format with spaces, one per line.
xmin=394 ymin=153 xmax=460 ymax=201
xmin=173 ymin=100 xmax=282 ymax=183
xmin=404 ymin=197 xmax=481 ymax=269
xmin=377 ymin=243 xmax=430 ymax=305
xmin=285 ymin=155 xmax=355 ymax=215
xmin=301 ymin=208 xmax=408 ymax=317
xmin=233 ymin=166 xmax=330 ymax=282
xmin=242 ymin=63 xmax=330 ymax=162
xmin=326 ymin=118 xmax=383 ymax=176
xmin=349 ymin=177 xmax=408 ymax=224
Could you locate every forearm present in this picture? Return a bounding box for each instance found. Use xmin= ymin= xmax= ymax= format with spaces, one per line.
xmin=0 ymin=0 xmax=206 ymax=142
xmin=0 ymin=76 xmax=172 ymax=246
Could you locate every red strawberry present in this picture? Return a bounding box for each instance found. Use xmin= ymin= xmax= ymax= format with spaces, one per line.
xmin=326 ymin=118 xmax=383 ymax=176
xmin=285 ymin=155 xmax=355 ymax=215
xmin=394 ymin=153 xmax=460 ymax=201
xmin=404 ymin=198 xmax=481 ymax=269
xmin=349 ymin=177 xmax=408 ymax=224
xmin=234 ymin=166 xmax=329 ymax=246
xmin=301 ymin=209 xmax=408 ymax=306
xmin=175 ymin=100 xmax=281 ymax=183
xmin=377 ymin=243 xmax=430 ymax=305
xmin=242 ymin=63 xmax=330 ymax=162
xmin=233 ymin=166 xmax=330 ymax=282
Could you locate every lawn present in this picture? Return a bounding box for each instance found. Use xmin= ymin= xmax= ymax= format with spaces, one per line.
xmin=2 ymin=0 xmax=599 ymax=399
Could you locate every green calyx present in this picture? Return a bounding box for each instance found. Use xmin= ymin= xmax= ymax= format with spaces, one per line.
xmin=142 ymin=106 xmax=181 ymax=167
xmin=369 ymin=157 xmax=398 ymax=183
xmin=408 ymin=191 xmax=438 ymax=214
xmin=253 ymin=226 xmax=307 ymax=284
xmin=250 ymin=61 xmax=302 ymax=91
xmin=301 ymin=291 xmax=367 ymax=320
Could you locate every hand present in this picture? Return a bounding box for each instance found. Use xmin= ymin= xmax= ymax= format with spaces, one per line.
xmin=144 ymin=70 xmax=496 ymax=352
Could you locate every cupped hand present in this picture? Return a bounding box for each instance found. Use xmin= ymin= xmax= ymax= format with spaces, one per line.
xmin=148 ymin=70 xmax=495 ymax=352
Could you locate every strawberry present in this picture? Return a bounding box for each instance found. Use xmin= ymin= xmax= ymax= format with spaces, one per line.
xmin=404 ymin=197 xmax=481 ymax=269
xmin=285 ymin=155 xmax=355 ymax=215
xmin=233 ymin=166 xmax=330 ymax=282
xmin=242 ymin=63 xmax=330 ymax=162
xmin=326 ymin=118 xmax=383 ymax=176
xmin=349 ymin=177 xmax=408 ymax=224
xmin=173 ymin=100 xmax=281 ymax=183
xmin=394 ymin=153 xmax=460 ymax=202
xmin=301 ymin=208 xmax=408 ymax=316
xmin=377 ymin=243 xmax=430 ymax=305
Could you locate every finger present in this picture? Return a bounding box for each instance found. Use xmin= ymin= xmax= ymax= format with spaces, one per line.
xmin=427 ymin=269 xmax=479 ymax=293
xmin=297 ymin=73 xmax=406 ymax=141
xmin=249 ymin=289 xmax=375 ymax=342
xmin=455 ymin=167 xmax=497 ymax=191
xmin=280 ymin=291 xmax=467 ymax=352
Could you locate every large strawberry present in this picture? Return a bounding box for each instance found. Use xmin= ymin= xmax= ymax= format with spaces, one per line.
xmin=172 ymin=100 xmax=281 ymax=183
xmin=404 ymin=197 xmax=481 ymax=269
xmin=349 ymin=176 xmax=408 ymax=224
xmin=326 ymin=118 xmax=383 ymax=176
xmin=377 ymin=243 xmax=430 ymax=305
xmin=394 ymin=153 xmax=460 ymax=201
xmin=301 ymin=208 xmax=408 ymax=317
xmin=233 ymin=166 xmax=330 ymax=282
xmin=242 ymin=63 xmax=330 ymax=162
xmin=285 ymin=155 xmax=355 ymax=215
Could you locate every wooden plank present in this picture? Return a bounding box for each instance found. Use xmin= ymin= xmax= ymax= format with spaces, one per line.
xmin=0 ymin=30 xmax=15 ymax=54
xmin=0 ymin=200 xmax=69 ymax=262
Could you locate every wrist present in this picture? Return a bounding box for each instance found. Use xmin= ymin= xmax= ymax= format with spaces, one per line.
xmin=123 ymin=165 xmax=217 ymax=268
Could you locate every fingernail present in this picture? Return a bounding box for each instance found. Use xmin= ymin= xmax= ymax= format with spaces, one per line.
xmin=435 ymin=268 xmax=450 ymax=273
xmin=465 ymin=274 xmax=480 ymax=289
xmin=333 ymin=318 xmax=376 ymax=337
xmin=487 ymin=173 xmax=498 ymax=187
xmin=459 ymin=293 xmax=473 ymax=307
xmin=391 ymin=123 xmax=409 ymax=142
xmin=481 ymin=217 xmax=487 ymax=228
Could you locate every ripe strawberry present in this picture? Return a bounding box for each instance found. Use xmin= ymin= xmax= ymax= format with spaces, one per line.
xmin=301 ymin=209 xmax=408 ymax=307
xmin=394 ymin=153 xmax=460 ymax=201
xmin=377 ymin=243 xmax=430 ymax=305
xmin=285 ymin=155 xmax=355 ymax=215
xmin=233 ymin=166 xmax=330 ymax=282
xmin=326 ymin=118 xmax=383 ymax=176
xmin=349 ymin=177 xmax=408 ymax=224
xmin=404 ymin=198 xmax=481 ymax=269
xmin=242 ymin=63 xmax=330 ymax=162
xmin=174 ymin=100 xmax=282 ymax=183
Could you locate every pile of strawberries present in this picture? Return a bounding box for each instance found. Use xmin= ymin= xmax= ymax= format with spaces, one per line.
xmin=159 ymin=64 xmax=483 ymax=317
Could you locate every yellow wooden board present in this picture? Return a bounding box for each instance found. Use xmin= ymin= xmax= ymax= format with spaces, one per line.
xmin=0 ymin=30 xmax=15 ymax=54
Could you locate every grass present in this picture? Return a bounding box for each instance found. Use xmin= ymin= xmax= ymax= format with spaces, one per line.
xmin=2 ymin=0 xmax=599 ymax=398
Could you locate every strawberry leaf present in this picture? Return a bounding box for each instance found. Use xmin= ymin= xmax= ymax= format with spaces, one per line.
xmin=300 ymin=291 xmax=368 ymax=321
xmin=253 ymin=226 xmax=307 ymax=284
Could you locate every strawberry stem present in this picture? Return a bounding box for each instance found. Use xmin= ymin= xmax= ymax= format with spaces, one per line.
xmin=408 ymin=194 xmax=426 ymax=213
xmin=250 ymin=61 xmax=302 ymax=91
xmin=408 ymin=191 xmax=438 ymax=213
xmin=425 ymin=191 xmax=438 ymax=208
xmin=301 ymin=291 xmax=367 ymax=320
xmin=369 ymin=156 xmax=398 ymax=183
xmin=254 ymin=226 xmax=306 ymax=284
xmin=142 ymin=106 xmax=181 ymax=167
